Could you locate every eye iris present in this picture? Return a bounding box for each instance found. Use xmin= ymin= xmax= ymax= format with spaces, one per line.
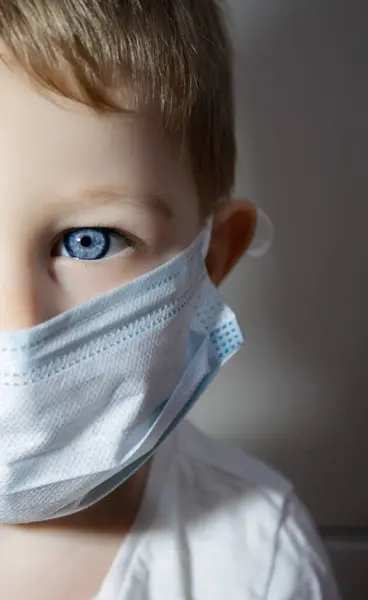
xmin=64 ymin=229 xmax=110 ymax=260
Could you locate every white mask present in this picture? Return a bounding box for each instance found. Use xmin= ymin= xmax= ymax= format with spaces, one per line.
xmin=0 ymin=225 xmax=243 ymax=524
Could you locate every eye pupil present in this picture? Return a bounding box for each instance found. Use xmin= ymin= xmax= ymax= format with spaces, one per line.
xmin=80 ymin=236 xmax=92 ymax=248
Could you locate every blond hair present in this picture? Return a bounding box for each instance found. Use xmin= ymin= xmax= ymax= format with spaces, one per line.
xmin=0 ymin=0 xmax=235 ymax=209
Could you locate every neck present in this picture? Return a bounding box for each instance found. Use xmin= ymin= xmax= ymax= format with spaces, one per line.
xmin=6 ymin=461 xmax=151 ymax=537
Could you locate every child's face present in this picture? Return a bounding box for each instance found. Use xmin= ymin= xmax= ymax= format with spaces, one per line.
xmin=0 ymin=57 xmax=256 ymax=332
xmin=0 ymin=59 xmax=203 ymax=330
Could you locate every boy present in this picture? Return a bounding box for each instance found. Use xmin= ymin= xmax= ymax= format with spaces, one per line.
xmin=0 ymin=1 xmax=341 ymax=599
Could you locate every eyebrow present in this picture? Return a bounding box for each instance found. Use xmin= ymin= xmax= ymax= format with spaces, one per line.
xmin=61 ymin=185 xmax=174 ymax=221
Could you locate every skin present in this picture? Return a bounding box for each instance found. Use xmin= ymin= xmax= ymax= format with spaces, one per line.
xmin=0 ymin=56 xmax=256 ymax=599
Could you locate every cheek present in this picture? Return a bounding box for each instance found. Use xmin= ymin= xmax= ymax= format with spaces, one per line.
xmin=51 ymin=252 xmax=175 ymax=310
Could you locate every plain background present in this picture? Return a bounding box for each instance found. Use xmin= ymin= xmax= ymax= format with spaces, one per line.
xmin=189 ymin=1 xmax=368 ymax=598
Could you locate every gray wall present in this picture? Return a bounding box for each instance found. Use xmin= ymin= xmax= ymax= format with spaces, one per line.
xmin=189 ymin=1 xmax=368 ymax=597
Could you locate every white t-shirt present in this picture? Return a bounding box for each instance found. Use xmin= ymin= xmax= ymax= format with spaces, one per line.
xmin=94 ymin=421 xmax=341 ymax=600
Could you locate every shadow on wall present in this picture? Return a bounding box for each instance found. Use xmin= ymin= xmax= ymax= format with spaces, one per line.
xmin=190 ymin=0 xmax=368 ymax=528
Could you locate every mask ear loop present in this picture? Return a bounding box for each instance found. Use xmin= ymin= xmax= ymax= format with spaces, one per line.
xmin=247 ymin=208 xmax=274 ymax=258
xmin=202 ymin=204 xmax=274 ymax=260
xmin=202 ymin=215 xmax=214 ymax=258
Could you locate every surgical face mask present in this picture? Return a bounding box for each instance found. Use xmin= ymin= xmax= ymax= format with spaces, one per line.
xmin=0 ymin=224 xmax=244 ymax=524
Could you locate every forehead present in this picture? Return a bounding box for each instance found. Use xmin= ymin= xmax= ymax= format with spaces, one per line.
xmin=0 ymin=58 xmax=198 ymax=218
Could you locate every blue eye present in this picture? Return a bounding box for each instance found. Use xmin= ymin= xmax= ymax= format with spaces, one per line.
xmin=54 ymin=228 xmax=134 ymax=261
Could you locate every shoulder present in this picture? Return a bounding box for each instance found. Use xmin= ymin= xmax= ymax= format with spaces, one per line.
xmin=169 ymin=421 xmax=341 ymax=599
xmin=175 ymin=419 xmax=293 ymax=509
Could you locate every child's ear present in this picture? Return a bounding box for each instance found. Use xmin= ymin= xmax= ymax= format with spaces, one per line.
xmin=206 ymin=199 xmax=257 ymax=286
